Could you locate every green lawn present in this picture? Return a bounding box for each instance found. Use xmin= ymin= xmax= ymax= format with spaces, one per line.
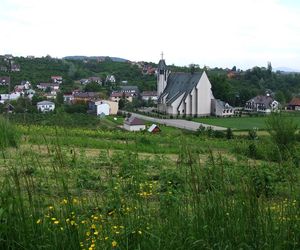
xmin=194 ymin=113 xmax=300 ymax=130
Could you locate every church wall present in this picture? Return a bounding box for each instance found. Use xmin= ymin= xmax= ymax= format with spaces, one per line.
xmin=191 ymin=88 xmax=197 ymax=115
xmin=196 ymin=72 xmax=214 ymax=116
xmin=185 ymin=94 xmax=191 ymax=115
xmin=171 ymin=93 xmax=185 ymax=115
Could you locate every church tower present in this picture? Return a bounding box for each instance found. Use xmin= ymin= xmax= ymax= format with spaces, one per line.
xmin=157 ymin=53 xmax=169 ymax=97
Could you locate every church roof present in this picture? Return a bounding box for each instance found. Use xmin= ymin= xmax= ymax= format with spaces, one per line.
xmin=160 ymin=72 xmax=203 ymax=104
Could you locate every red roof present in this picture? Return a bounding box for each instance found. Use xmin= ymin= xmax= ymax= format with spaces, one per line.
xmin=125 ymin=116 xmax=145 ymax=126
xmin=288 ymin=97 xmax=300 ymax=106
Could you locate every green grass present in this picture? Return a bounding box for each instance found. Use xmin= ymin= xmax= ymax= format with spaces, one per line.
xmin=194 ymin=113 xmax=300 ymax=130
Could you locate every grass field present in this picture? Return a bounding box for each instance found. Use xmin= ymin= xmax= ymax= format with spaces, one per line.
xmin=194 ymin=112 xmax=300 ymax=130
xmin=0 ymin=114 xmax=299 ymax=249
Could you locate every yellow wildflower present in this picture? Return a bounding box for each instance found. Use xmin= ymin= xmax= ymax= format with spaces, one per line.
xmin=112 ymin=240 xmax=117 ymax=247
xmin=54 ymin=220 xmax=59 ymax=224
xmin=94 ymin=231 xmax=99 ymax=236
xmin=36 ymin=219 xmax=41 ymax=224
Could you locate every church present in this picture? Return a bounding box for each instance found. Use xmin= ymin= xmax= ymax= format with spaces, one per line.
xmin=157 ymin=57 xmax=234 ymax=117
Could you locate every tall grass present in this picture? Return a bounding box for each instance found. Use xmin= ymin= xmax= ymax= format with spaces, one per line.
xmin=0 ymin=116 xmax=20 ymax=150
xmin=0 ymin=128 xmax=299 ymax=249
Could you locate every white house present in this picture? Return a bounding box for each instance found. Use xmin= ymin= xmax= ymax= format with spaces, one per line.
xmin=211 ymin=99 xmax=235 ymax=117
xmin=89 ymin=100 xmax=119 ymax=116
xmin=0 ymin=92 xmax=21 ymax=103
xmin=245 ymin=95 xmax=279 ymax=113
xmin=51 ymin=76 xmax=63 ymax=84
xmin=106 ymin=75 xmax=116 ymax=83
xmin=124 ymin=116 xmax=146 ymax=131
xmin=157 ymin=57 xmax=215 ymax=116
xmin=37 ymin=101 xmax=55 ymax=112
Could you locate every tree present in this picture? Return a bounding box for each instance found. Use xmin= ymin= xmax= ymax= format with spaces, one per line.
xmin=56 ymin=92 xmax=64 ymax=105
xmin=84 ymin=82 xmax=102 ymax=92
xmin=118 ymin=99 xmax=125 ymax=110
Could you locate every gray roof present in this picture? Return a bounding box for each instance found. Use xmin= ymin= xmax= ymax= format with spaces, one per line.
xmin=214 ymin=99 xmax=233 ymax=109
xmin=160 ymin=72 xmax=203 ymax=104
xmin=247 ymin=95 xmax=276 ymax=108
xmin=37 ymin=101 xmax=55 ymax=105
xmin=158 ymin=59 xmax=167 ymax=71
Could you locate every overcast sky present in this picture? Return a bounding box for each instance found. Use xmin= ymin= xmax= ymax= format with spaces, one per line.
xmin=1 ymin=0 xmax=300 ymax=70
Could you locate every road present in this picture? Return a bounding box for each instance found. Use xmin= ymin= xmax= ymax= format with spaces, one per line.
xmin=125 ymin=112 xmax=226 ymax=131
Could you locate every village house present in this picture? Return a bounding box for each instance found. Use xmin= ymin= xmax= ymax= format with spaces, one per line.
xmin=141 ymin=91 xmax=158 ymax=102
xmin=79 ymin=79 xmax=90 ymax=85
xmin=72 ymin=91 xmax=100 ymax=104
xmin=37 ymin=83 xmax=60 ymax=91
xmin=88 ymin=76 xmax=102 ymax=85
xmin=25 ymin=89 xmax=35 ymax=99
xmin=157 ymin=57 xmax=220 ymax=117
xmin=123 ymin=116 xmax=146 ymax=131
xmin=211 ymin=99 xmax=235 ymax=117
xmin=287 ymin=97 xmax=300 ymax=111
xmin=110 ymin=92 xmax=134 ymax=103
xmin=0 ymin=92 xmax=22 ymax=103
xmin=89 ymin=100 xmax=119 ymax=116
xmin=148 ymin=124 xmax=161 ymax=133
xmin=245 ymin=95 xmax=279 ymax=113
xmin=51 ymin=76 xmax=63 ymax=84
xmin=119 ymin=86 xmax=139 ymax=95
xmin=106 ymin=75 xmax=116 ymax=84
xmin=0 ymin=76 xmax=10 ymax=86
xmin=14 ymin=81 xmax=31 ymax=93
xmin=11 ymin=64 xmax=21 ymax=72
xmin=37 ymin=101 xmax=55 ymax=112
xmin=63 ymin=93 xmax=74 ymax=104
xmin=0 ymin=66 xmax=7 ymax=72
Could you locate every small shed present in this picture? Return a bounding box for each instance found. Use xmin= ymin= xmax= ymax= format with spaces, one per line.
xmin=124 ymin=116 xmax=146 ymax=131
xmin=288 ymin=97 xmax=300 ymax=110
xmin=148 ymin=124 xmax=160 ymax=133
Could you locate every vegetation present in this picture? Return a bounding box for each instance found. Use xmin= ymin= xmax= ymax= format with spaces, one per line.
xmin=0 ymin=116 xmax=19 ymax=149
xmin=194 ymin=112 xmax=300 ymax=130
xmin=0 ymin=113 xmax=299 ymax=249
xmin=1 ymin=56 xmax=300 ymax=107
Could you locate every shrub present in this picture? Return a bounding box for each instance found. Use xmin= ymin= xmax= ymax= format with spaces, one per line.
xmin=226 ymin=128 xmax=233 ymax=139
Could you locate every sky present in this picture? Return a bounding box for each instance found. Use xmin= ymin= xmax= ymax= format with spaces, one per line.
xmin=1 ymin=0 xmax=300 ymax=70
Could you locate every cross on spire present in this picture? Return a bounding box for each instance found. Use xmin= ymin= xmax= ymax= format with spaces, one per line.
xmin=161 ymin=51 xmax=164 ymax=60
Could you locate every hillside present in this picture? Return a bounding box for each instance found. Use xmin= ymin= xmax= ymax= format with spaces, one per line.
xmin=1 ymin=56 xmax=300 ymax=106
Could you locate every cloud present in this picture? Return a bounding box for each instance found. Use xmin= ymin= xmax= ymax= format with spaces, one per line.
xmin=1 ymin=0 xmax=300 ymax=69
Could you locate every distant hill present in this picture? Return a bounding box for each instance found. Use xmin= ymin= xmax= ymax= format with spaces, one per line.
xmin=273 ymin=67 xmax=300 ymax=73
xmin=63 ymin=56 xmax=130 ymax=63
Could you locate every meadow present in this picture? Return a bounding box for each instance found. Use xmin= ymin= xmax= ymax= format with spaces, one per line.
xmin=194 ymin=111 xmax=300 ymax=130
xmin=0 ymin=114 xmax=299 ymax=249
